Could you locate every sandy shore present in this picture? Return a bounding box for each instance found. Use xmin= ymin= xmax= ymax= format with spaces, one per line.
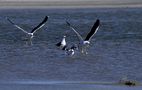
xmin=0 ymin=1 xmax=142 ymax=9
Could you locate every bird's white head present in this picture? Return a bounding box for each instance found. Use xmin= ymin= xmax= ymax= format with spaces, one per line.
xmin=28 ymin=33 xmax=34 ymax=39
xmin=83 ymin=41 xmax=90 ymax=47
xmin=28 ymin=33 xmax=33 ymax=36
xmin=83 ymin=41 xmax=90 ymax=45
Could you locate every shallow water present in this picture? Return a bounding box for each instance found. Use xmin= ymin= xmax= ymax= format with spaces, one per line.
xmin=0 ymin=7 xmax=142 ymax=86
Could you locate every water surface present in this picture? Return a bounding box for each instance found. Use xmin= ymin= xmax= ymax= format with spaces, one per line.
xmin=0 ymin=8 xmax=142 ymax=87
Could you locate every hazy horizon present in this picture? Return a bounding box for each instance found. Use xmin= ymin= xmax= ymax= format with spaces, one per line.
xmin=0 ymin=0 xmax=142 ymax=3
xmin=0 ymin=0 xmax=142 ymax=8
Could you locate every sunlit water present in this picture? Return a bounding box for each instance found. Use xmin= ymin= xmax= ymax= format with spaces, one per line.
xmin=0 ymin=8 xmax=142 ymax=85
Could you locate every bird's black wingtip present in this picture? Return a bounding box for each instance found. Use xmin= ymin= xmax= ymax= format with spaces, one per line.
xmin=45 ymin=16 xmax=49 ymax=20
xmin=46 ymin=16 xmax=49 ymax=18
xmin=43 ymin=16 xmax=49 ymax=21
xmin=66 ymin=20 xmax=71 ymax=26
xmin=6 ymin=17 xmax=14 ymax=25
xmin=95 ymin=19 xmax=100 ymax=26
xmin=96 ymin=19 xmax=100 ymax=23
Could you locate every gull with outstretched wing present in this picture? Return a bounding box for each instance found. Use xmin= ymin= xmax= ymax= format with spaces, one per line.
xmin=7 ymin=16 xmax=49 ymax=39
xmin=66 ymin=19 xmax=100 ymax=54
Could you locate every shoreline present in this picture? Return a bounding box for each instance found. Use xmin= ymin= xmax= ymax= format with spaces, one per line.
xmin=0 ymin=1 xmax=142 ymax=9
xmin=0 ymin=80 xmax=142 ymax=90
xmin=0 ymin=5 xmax=142 ymax=9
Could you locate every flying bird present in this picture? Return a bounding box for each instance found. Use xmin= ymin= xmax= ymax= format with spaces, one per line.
xmin=7 ymin=16 xmax=49 ymax=39
xmin=66 ymin=19 xmax=100 ymax=54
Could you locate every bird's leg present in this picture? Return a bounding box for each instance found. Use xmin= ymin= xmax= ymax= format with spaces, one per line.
xmin=24 ymin=35 xmax=29 ymax=45
xmin=78 ymin=43 xmax=84 ymax=54
xmin=81 ymin=46 xmax=88 ymax=55
xmin=29 ymin=36 xmax=33 ymax=45
xmin=80 ymin=46 xmax=85 ymax=54
xmin=84 ymin=47 xmax=88 ymax=55
xmin=22 ymin=34 xmax=29 ymax=41
xmin=25 ymin=40 xmax=28 ymax=45
xmin=84 ymin=44 xmax=89 ymax=54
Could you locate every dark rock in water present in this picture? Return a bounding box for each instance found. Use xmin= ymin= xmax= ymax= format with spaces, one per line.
xmin=124 ymin=81 xmax=136 ymax=86
xmin=119 ymin=80 xmax=136 ymax=86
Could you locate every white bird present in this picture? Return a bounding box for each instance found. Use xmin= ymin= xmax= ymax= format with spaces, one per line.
xmin=56 ymin=35 xmax=67 ymax=48
xmin=56 ymin=35 xmax=78 ymax=56
xmin=7 ymin=16 xmax=49 ymax=39
xmin=66 ymin=19 xmax=100 ymax=54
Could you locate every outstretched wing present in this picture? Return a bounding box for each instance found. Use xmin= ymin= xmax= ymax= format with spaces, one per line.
xmin=6 ymin=18 xmax=29 ymax=34
xmin=66 ymin=21 xmax=83 ymax=41
xmin=84 ymin=19 xmax=100 ymax=41
xmin=31 ymin=16 xmax=49 ymax=34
